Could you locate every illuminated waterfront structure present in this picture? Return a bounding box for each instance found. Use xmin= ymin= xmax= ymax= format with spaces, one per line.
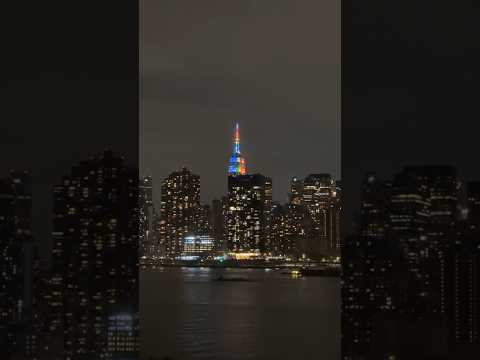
xmin=227 ymin=123 xmax=246 ymax=176
xmin=50 ymin=150 xmax=138 ymax=360
xmin=160 ymin=168 xmax=202 ymax=258
xmin=227 ymin=174 xmax=272 ymax=253
xmin=182 ymin=235 xmax=215 ymax=257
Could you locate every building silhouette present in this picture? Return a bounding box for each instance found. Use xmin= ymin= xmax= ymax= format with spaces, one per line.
xmin=211 ymin=197 xmax=227 ymax=251
xmin=0 ymin=171 xmax=36 ymax=359
xmin=342 ymin=166 xmax=480 ymax=359
xmin=49 ymin=150 xmax=138 ymax=360
xmin=450 ymin=181 xmax=480 ymax=347
xmin=139 ymin=176 xmax=155 ymax=258
xmin=302 ymin=174 xmax=342 ymax=258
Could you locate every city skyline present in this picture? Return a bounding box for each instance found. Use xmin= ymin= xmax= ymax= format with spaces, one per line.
xmin=139 ymin=123 xmax=342 ymax=262
xmin=141 ymin=121 xmax=341 ymax=207
xmin=342 ymin=165 xmax=480 ymax=358
xmin=3 ymin=154 xmax=480 ymax=358
xmin=3 ymin=1 xmax=479 ymax=359
xmin=140 ymin=0 xmax=341 ymax=206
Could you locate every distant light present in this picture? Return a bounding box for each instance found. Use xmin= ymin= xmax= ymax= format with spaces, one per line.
xmin=177 ymin=255 xmax=199 ymax=261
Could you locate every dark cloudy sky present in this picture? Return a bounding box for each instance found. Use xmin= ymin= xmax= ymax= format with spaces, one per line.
xmin=140 ymin=0 xmax=340 ymax=204
xmin=1 ymin=1 xmax=138 ymax=258
xmin=342 ymin=0 xmax=480 ymax=230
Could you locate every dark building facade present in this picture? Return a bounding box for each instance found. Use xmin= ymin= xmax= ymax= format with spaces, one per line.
xmin=342 ymin=166 xmax=480 ymax=359
xmin=211 ymin=197 xmax=227 ymax=251
xmin=139 ymin=176 xmax=155 ymax=258
xmin=450 ymin=182 xmax=480 ymax=348
xmin=0 ymin=171 xmax=36 ymax=359
xmin=268 ymin=202 xmax=286 ymax=256
xmin=49 ymin=150 xmax=138 ymax=360
xmin=299 ymin=174 xmax=342 ymax=258
xmin=194 ymin=204 xmax=213 ymax=239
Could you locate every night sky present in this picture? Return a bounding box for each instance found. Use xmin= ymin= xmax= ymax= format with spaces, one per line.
xmin=2 ymin=0 xmax=479 ymax=252
xmin=342 ymin=0 xmax=480 ymax=229
xmin=140 ymin=0 xmax=341 ymax=205
xmin=1 ymin=2 xmax=138 ymax=258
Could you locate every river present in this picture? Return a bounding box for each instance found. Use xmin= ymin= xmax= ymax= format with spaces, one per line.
xmin=140 ymin=267 xmax=340 ymax=360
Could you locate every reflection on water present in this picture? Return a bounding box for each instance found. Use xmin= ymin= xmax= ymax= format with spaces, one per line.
xmin=140 ymin=267 xmax=340 ymax=360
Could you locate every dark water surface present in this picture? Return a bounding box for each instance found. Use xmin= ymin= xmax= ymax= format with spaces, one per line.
xmin=140 ymin=267 xmax=340 ymax=360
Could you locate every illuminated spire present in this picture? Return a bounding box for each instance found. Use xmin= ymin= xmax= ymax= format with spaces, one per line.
xmin=234 ymin=123 xmax=241 ymax=154
xmin=228 ymin=123 xmax=246 ymax=176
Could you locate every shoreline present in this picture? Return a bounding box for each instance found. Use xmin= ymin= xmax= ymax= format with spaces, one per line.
xmin=141 ymin=263 xmax=341 ymax=276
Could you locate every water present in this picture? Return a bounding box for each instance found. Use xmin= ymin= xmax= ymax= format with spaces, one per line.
xmin=140 ymin=267 xmax=340 ymax=360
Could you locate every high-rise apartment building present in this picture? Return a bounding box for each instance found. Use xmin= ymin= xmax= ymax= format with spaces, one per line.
xmin=211 ymin=198 xmax=227 ymax=251
xmin=139 ymin=176 xmax=155 ymax=258
xmin=450 ymin=182 xmax=480 ymax=346
xmin=301 ymin=174 xmax=342 ymax=257
xmin=50 ymin=150 xmax=138 ymax=360
xmin=227 ymin=173 xmax=273 ymax=253
xmin=225 ymin=123 xmax=272 ymax=253
xmin=342 ymin=166 xmax=480 ymax=359
xmin=160 ymin=167 xmax=201 ymax=258
xmin=0 ymin=171 xmax=35 ymax=358
xmin=289 ymin=177 xmax=303 ymax=205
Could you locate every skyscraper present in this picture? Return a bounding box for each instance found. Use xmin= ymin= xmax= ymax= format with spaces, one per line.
xmin=389 ymin=166 xmax=459 ymax=317
xmin=466 ymin=181 xmax=480 ymax=221
xmin=0 ymin=171 xmax=35 ymax=358
xmin=358 ymin=173 xmax=390 ymax=240
xmin=341 ymin=166 xmax=480 ymax=359
xmin=211 ymin=198 xmax=227 ymax=251
xmin=448 ymin=181 xmax=480 ymax=348
xmin=225 ymin=123 xmax=272 ymax=253
xmin=50 ymin=150 xmax=138 ymax=360
xmin=227 ymin=174 xmax=272 ymax=253
xmin=268 ymin=202 xmax=288 ymax=256
xmin=227 ymin=123 xmax=246 ymax=176
xmin=194 ymin=204 xmax=212 ymax=238
xmin=284 ymin=196 xmax=311 ymax=260
xmin=289 ymin=177 xmax=303 ymax=205
xmin=160 ymin=167 xmax=201 ymax=258
xmin=139 ymin=176 xmax=154 ymax=258
xmin=302 ymin=174 xmax=342 ymax=258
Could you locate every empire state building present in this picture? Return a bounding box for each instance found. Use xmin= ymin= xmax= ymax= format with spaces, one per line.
xmin=226 ymin=123 xmax=272 ymax=253
xmin=227 ymin=123 xmax=246 ymax=176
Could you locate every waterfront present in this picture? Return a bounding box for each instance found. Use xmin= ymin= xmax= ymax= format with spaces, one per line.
xmin=140 ymin=267 xmax=340 ymax=360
